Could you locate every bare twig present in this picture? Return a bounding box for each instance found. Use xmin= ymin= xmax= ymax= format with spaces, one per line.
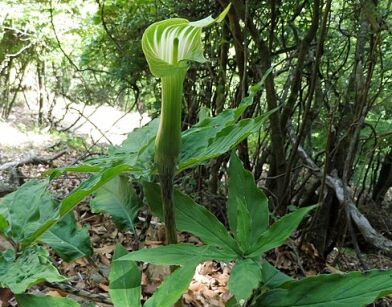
xmin=45 ymin=282 xmax=112 ymax=305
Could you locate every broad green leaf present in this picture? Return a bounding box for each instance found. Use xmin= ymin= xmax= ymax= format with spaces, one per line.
xmin=261 ymin=261 xmax=292 ymax=288
xmin=143 ymin=181 xmax=240 ymax=253
xmin=86 ymin=123 xmax=158 ymax=178
xmin=91 ymin=176 xmax=142 ymax=232
xmin=48 ymin=165 xmax=101 ymax=180
xmin=121 ymin=123 xmax=157 ymax=177
xmin=15 ymin=294 xmax=80 ymax=307
xmin=179 ymin=115 xmax=268 ymax=172
xmin=40 ymin=212 xmax=93 ymax=262
xmin=226 ymin=297 xmax=241 ymax=307
xmin=247 ymin=206 xmax=316 ymax=257
xmin=178 ymin=98 xmax=252 ymax=171
xmin=255 ymin=269 xmax=392 ymax=307
xmin=228 ymin=153 xmax=269 ymax=242
xmin=229 ymin=259 xmax=261 ymax=303
xmin=117 ymin=244 xmax=235 ymax=265
xmin=185 ymin=97 xmax=252 ymax=135
xmin=110 ymin=118 xmax=159 ymax=155
xmin=235 ymin=198 xmax=252 ymax=251
xmin=49 ymin=120 xmax=159 ymax=179
xmin=0 ymin=246 xmax=66 ymax=294
xmin=0 ymin=180 xmax=58 ymax=247
xmin=109 ymin=244 xmax=141 ymax=307
xmin=144 ymin=263 xmax=197 ymax=307
xmin=60 ymin=164 xmax=133 ymax=217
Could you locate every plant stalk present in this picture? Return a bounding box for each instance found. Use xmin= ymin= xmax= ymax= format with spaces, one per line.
xmin=155 ymin=70 xmax=185 ymax=246
xmin=154 ymin=39 xmax=185 ymax=307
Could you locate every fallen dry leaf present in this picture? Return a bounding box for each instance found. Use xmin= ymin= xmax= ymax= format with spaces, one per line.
xmin=98 ymin=283 xmax=109 ymax=292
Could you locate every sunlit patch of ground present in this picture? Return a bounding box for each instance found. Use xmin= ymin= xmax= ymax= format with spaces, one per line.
xmin=0 ymin=120 xmax=55 ymax=151
xmin=27 ymin=96 xmax=151 ymax=145
xmin=1 ymin=98 xmax=150 ymax=157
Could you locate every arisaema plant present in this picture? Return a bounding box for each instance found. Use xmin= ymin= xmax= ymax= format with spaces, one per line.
xmin=141 ymin=5 xmax=231 ymax=245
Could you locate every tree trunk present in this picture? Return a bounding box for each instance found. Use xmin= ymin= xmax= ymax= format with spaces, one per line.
xmin=372 ymin=149 xmax=392 ymax=203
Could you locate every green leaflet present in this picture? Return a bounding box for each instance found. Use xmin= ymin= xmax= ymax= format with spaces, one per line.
xmin=108 ymin=118 xmax=159 ymax=174
xmin=144 ymin=263 xmax=197 ymax=307
xmin=109 ymin=118 xmax=159 ymax=155
xmin=229 ymin=259 xmax=262 ymax=303
xmin=48 ymin=119 xmax=159 ymax=180
xmin=79 ymin=118 xmax=159 ymax=178
xmin=255 ymin=269 xmax=392 ymax=307
xmin=235 ymin=197 xmax=252 ymax=251
xmin=247 ymin=206 xmax=317 ymax=257
xmin=192 ymin=96 xmax=252 ymax=130
xmin=15 ymin=294 xmax=80 ymax=307
xmin=226 ymin=297 xmax=241 ymax=307
xmin=48 ymin=165 xmax=101 ymax=180
xmin=40 ymin=212 xmax=93 ymax=262
xmin=117 ymin=244 xmax=235 ymax=265
xmin=177 ymin=80 xmax=273 ymax=171
xmin=60 ymin=164 xmax=134 ymax=217
xmin=26 ymin=164 xmax=134 ymax=249
xmin=178 ymin=97 xmax=253 ymax=171
xmin=0 ymin=246 xmax=66 ymax=294
xmin=0 ymin=180 xmax=58 ymax=247
xmin=228 ymin=153 xmax=269 ymax=244
xmin=91 ymin=176 xmax=142 ymax=232
xmin=178 ymin=115 xmax=267 ymax=172
xmin=109 ymin=244 xmax=141 ymax=307
xmin=261 ymin=261 xmax=292 ymax=289
xmin=143 ymin=181 xmax=240 ymax=254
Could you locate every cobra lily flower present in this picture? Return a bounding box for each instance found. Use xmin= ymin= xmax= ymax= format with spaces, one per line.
xmin=142 ymin=5 xmax=231 ymax=78
xmin=141 ymin=6 xmax=231 ymax=247
xmin=142 ymin=6 xmax=231 ymax=173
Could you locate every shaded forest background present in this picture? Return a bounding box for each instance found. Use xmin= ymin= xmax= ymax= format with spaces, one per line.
xmin=1 ymin=0 xmax=392 ymax=267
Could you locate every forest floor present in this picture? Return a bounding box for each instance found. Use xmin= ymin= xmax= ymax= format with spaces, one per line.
xmin=1 ymin=104 xmax=392 ymax=306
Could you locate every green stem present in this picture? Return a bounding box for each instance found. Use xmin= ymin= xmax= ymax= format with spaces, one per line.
xmin=155 ymin=71 xmax=186 ymax=246
xmin=155 ymin=42 xmax=186 ymax=305
xmin=155 ymin=74 xmax=184 ymax=173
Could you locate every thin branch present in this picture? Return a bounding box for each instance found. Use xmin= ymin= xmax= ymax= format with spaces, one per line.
xmin=97 ymin=0 xmax=123 ymax=52
xmin=45 ymin=282 xmax=112 ymax=305
xmin=49 ymin=1 xmax=113 ymax=75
